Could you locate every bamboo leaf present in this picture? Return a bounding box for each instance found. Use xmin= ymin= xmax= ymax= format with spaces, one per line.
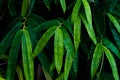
xmin=82 ymin=0 xmax=92 ymax=25
xmin=103 ymin=46 xmax=119 ymax=80
xmin=0 ymin=21 xmax=23 ymax=58
xmin=54 ymin=28 xmax=64 ymax=74
xmin=107 ymin=13 xmax=120 ymax=33
xmin=16 ymin=65 xmax=24 ymax=80
xmin=6 ymin=30 xmax=22 ymax=80
xmin=71 ymin=0 xmax=82 ymax=23
xmin=91 ymin=43 xmax=104 ymax=80
xmin=21 ymin=29 xmax=34 ymax=80
xmin=56 ymin=72 xmax=64 ymax=80
xmin=42 ymin=67 xmax=52 ymax=80
xmin=21 ymin=0 xmax=29 ymax=16
xmin=32 ymin=20 xmax=60 ymax=32
xmin=103 ymin=38 xmax=120 ymax=59
xmin=43 ymin=0 xmax=51 ymax=11
xmin=62 ymin=28 xmax=74 ymax=80
xmin=60 ymin=0 xmax=66 ymax=13
xmin=33 ymin=26 xmax=58 ymax=58
xmin=80 ymin=13 xmax=97 ymax=44
xmin=74 ymin=16 xmax=81 ymax=52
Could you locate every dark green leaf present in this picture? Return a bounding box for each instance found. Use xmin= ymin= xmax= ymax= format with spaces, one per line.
xmin=103 ymin=46 xmax=119 ymax=80
xmin=91 ymin=43 xmax=104 ymax=80
xmin=33 ymin=26 xmax=58 ymax=58
xmin=109 ymin=0 xmax=118 ymax=12
xmin=8 ymin=0 xmax=16 ymax=16
xmin=0 ymin=21 xmax=23 ymax=58
xmin=7 ymin=30 xmax=22 ymax=80
xmin=42 ymin=67 xmax=52 ymax=80
xmin=62 ymin=28 xmax=74 ymax=80
xmin=107 ymin=13 xmax=120 ymax=33
xmin=43 ymin=0 xmax=51 ymax=10
xmin=54 ymin=28 xmax=64 ymax=74
xmin=21 ymin=0 xmax=29 ymax=16
xmin=103 ymin=38 xmax=120 ymax=59
xmin=21 ymin=28 xmax=34 ymax=80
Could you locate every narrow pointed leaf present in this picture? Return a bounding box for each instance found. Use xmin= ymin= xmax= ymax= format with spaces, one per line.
xmin=63 ymin=28 xmax=74 ymax=80
xmin=107 ymin=13 xmax=120 ymax=33
xmin=60 ymin=0 xmax=66 ymax=13
xmin=7 ymin=30 xmax=22 ymax=80
xmin=82 ymin=0 xmax=92 ymax=25
xmin=21 ymin=0 xmax=29 ymax=16
xmin=8 ymin=0 xmax=16 ymax=16
xmin=74 ymin=16 xmax=81 ymax=52
xmin=22 ymin=29 xmax=34 ymax=80
xmin=109 ymin=0 xmax=118 ymax=12
xmin=103 ymin=38 xmax=120 ymax=59
xmin=43 ymin=0 xmax=51 ymax=10
xmin=32 ymin=20 xmax=60 ymax=32
xmin=91 ymin=43 xmax=104 ymax=80
xmin=54 ymin=28 xmax=64 ymax=74
xmin=0 ymin=22 xmax=23 ymax=58
xmin=103 ymin=46 xmax=119 ymax=80
xmin=71 ymin=0 xmax=82 ymax=23
xmin=42 ymin=67 xmax=52 ymax=80
xmin=80 ymin=14 xmax=97 ymax=44
xmin=33 ymin=26 xmax=58 ymax=58
xmin=56 ymin=72 xmax=64 ymax=80
xmin=16 ymin=66 xmax=24 ymax=80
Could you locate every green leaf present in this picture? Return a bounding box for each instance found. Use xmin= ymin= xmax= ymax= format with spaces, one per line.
xmin=82 ymin=0 xmax=92 ymax=25
xmin=109 ymin=0 xmax=118 ymax=12
xmin=54 ymin=28 xmax=64 ymax=74
xmin=103 ymin=38 xmax=120 ymax=59
xmin=16 ymin=65 xmax=24 ymax=80
xmin=42 ymin=67 xmax=52 ymax=80
xmin=0 ymin=21 xmax=23 ymax=58
xmin=6 ymin=30 xmax=22 ymax=80
xmin=74 ymin=16 xmax=81 ymax=52
xmin=62 ymin=28 xmax=74 ymax=80
xmin=43 ymin=0 xmax=51 ymax=11
xmin=8 ymin=0 xmax=16 ymax=16
xmin=0 ymin=77 xmax=5 ymax=80
xmin=106 ymin=13 xmax=120 ymax=33
xmin=21 ymin=29 xmax=34 ymax=80
xmin=21 ymin=0 xmax=29 ymax=16
xmin=103 ymin=46 xmax=119 ymax=80
xmin=80 ymin=13 xmax=97 ymax=44
xmin=33 ymin=26 xmax=58 ymax=58
xmin=56 ymin=72 xmax=64 ymax=80
xmin=60 ymin=0 xmax=66 ymax=13
xmin=32 ymin=20 xmax=60 ymax=32
xmin=29 ymin=0 xmax=35 ymax=13
xmin=71 ymin=0 xmax=82 ymax=23
xmin=91 ymin=43 xmax=104 ymax=80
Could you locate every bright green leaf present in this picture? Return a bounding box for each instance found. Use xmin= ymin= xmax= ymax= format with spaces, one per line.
xmin=62 ymin=28 xmax=74 ymax=80
xmin=91 ymin=43 xmax=104 ymax=80
xmin=103 ymin=46 xmax=119 ymax=80
xmin=33 ymin=26 xmax=58 ymax=58
xmin=7 ymin=30 xmax=22 ymax=80
xmin=56 ymin=72 xmax=64 ymax=80
xmin=82 ymin=0 xmax=92 ymax=25
xmin=16 ymin=65 xmax=24 ymax=80
xmin=54 ymin=28 xmax=64 ymax=74
xmin=80 ymin=13 xmax=97 ymax=44
xmin=60 ymin=0 xmax=66 ymax=13
xmin=21 ymin=28 xmax=34 ymax=80
xmin=107 ymin=13 xmax=120 ymax=33
xmin=71 ymin=0 xmax=82 ymax=23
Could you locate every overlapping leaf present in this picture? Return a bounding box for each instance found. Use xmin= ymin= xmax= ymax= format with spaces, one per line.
xmin=16 ymin=66 xmax=24 ymax=80
xmin=54 ymin=28 xmax=64 ymax=74
xmin=91 ymin=43 xmax=104 ymax=80
xmin=33 ymin=26 xmax=58 ymax=58
xmin=21 ymin=29 xmax=34 ymax=80
xmin=107 ymin=13 xmax=120 ymax=33
xmin=63 ymin=28 xmax=74 ymax=80
xmin=80 ymin=13 xmax=97 ymax=44
xmin=103 ymin=46 xmax=119 ymax=80
xmin=103 ymin=38 xmax=120 ymax=59
xmin=7 ymin=30 xmax=22 ymax=80
xmin=42 ymin=67 xmax=52 ymax=80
